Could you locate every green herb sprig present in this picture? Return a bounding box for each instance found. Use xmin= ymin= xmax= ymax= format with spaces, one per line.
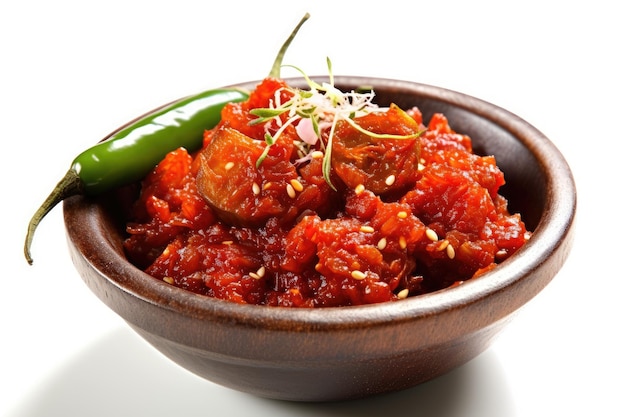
xmin=250 ymin=58 xmax=421 ymax=189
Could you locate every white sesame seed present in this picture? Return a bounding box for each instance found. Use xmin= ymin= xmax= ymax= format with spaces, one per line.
xmin=355 ymin=184 xmax=365 ymax=194
xmin=351 ymin=270 xmax=367 ymax=280
xmin=163 ymin=277 xmax=174 ymax=285
xmin=399 ymin=236 xmax=407 ymax=249
xmin=436 ymin=239 xmax=450 ymax=251
xmin=397 ymin=211 xmax=408 ymax=219
xmin=286 ymin=183 xmax=296 ymax=198
xmin=446 ymin=244 xmax=456 ymax=259
xmin=385 ymin=174 xmax=396 ymax=186
xmin=221 ymin=240 xmax=234 ymax=245
xmin=377 ymin=237 xmax=388 ymax=250
xmin=397 ymin=288 xmax=409 ymax=299
xmin=495 ymin=249 xmax=508 ymax=260
xmin=224 ymin=161 xmax=235 ymax=171
xmin=311 ymin=150 xmax=324 ymax=159
xmin=256 ymin=266 xmax=266 ymax=278
xmin=418 ymin=163 xmax=426 ymax=171
xmin=263 ymin=182 xmax=273 ymax=190
xmin=290 ymin=178 xmax=304 ymax=192
xmin=252 ymin=182 xmax=261 ymax=195
xmin=426 ymin=228 xmax=439 ymax=242
xmin=360 ymin=225 xmax=375 ymax=233
xmin=249 ymin=272 xmax=261 ymax=280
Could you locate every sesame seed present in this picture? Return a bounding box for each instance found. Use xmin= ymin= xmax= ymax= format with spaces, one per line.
xmin=425 ymin=228 xmax=439 ymax=242
xmin=249 ymin=272 xmax=261 ymax=280
xmin=397 ymin=288 xmax=409 ymax=299
xmin=163 ymin=277 xmax=174 ymax=285
xmin=418 ymin=163 xmax=426 ymax=171
xmin=351 ymin=270 xmax=367 ymax=280
xmin=446 ymin=244 xmax=456 ymax=259
xmin=290 ymin=178 xmax=304 ymax=192
xmin=311 ymin=150 xmax=324 ymax=159
xmin=495 ymin=249 xmax=508 ymax=260
xmin=221 ymin=240 xmax=234 ymax=245
xmin=286 ymin=183 xmax=296 ymax=198
xmin=256 ymin=266 xmax=266 ymax=278
xmin=399 ymin=236 xmax=407 ymax=249
xmin=355 ymin=184 xmax=366 ymax=194
xmin=263 ymin=182 xmax=273 ymax=190
xmin=224 ymin=161 xmax=235 ymax=171
xmin=397 ymin=211 xmax=408 ymax=219
xmin=360 ymin=225 xmax=375 ymax=233
xmin=377 ymin=237 xmax=388 ymax=250
xmin=436 ymin=239 xmax=450 ymax=251
xmin=385 ymin=174 xmax=396 ymax=186
xmin=252 ymin=182 xmax=261 ymax=195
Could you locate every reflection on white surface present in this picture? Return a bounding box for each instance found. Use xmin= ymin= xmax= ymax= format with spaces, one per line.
xmin=8 ymin=327 xmax=515 ymax=417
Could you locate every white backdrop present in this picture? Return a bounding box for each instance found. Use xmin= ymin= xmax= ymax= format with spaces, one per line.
xmin=2 ymin=1 xmax=623 ymax=416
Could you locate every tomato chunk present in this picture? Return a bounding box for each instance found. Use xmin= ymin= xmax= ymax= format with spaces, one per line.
xmin=197 ymin=125 xmax=298 ymax=226
xmin=332 ymin=104 xmax=422 ymax=194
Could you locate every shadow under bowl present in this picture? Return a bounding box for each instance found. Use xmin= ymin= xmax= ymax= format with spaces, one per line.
xmin=64 ymin=76 xmax=576 ymax=402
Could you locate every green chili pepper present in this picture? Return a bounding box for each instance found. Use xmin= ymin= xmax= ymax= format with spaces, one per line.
xmin=24 ymin=88 xmax=249 ymax=264
xmin=24 ymin=12 xmax=310 ymax=265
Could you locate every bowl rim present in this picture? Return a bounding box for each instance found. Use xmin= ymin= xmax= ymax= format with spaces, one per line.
xmin=65 ymin=76 xmax=577 ymax=332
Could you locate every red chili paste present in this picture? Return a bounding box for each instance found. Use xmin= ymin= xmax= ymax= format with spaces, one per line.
xmin=123 ymin=78 xmax=529 ymax=307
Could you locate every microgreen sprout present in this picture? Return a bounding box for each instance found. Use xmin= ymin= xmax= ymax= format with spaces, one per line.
xmin=250 ymin=59 xmax=421 ymax=190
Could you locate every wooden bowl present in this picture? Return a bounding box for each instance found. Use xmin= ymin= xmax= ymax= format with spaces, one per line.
xmin=63 ymin=76 xmax=576 ymax=402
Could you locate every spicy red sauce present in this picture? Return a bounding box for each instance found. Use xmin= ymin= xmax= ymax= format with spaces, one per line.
xmin=123 ymin=78 xmax=529 ymax=307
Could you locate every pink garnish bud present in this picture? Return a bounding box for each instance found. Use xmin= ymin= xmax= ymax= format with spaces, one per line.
xmin=295 ymin=118 xmax=319 ymax=145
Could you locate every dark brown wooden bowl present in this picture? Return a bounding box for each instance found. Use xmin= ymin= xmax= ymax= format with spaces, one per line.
xmin=63 ymin=76 xmax=576 ymax=402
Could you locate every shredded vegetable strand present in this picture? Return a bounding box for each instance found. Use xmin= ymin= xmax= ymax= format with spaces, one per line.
xmin=323 ymin=115 xmax=340 ymax=191
xmin=250 ymin=59 xmax=418 ymax=187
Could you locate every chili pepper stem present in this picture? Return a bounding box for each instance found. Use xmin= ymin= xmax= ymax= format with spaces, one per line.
xmin=25 ymin=169 xmax=84 ymax=265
